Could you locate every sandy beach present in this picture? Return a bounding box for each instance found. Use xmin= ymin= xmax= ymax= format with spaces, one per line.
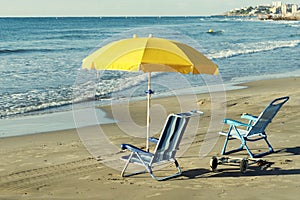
xmin=0 ymin=77 xmax=299 ymax=200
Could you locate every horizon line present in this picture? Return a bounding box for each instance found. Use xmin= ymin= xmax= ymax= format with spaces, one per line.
xmin=0 ymin=14 xmax=226 ymax=18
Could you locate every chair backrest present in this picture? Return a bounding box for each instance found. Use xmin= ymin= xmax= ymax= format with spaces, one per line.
xmin=248 ymin=96 xmax=289 ymax=136
xmin=151 ymin=113 xmax=191 ymax=164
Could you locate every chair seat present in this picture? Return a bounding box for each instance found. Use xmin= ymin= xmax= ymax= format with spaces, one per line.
xmin=121 ymin=153 xmax=152 ymax=166
xmin=219 ymin=129 xmax=264 ymax=139
xmin=219 ymin=129 xmax=248 ymax=138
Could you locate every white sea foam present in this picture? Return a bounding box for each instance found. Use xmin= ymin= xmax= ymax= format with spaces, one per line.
xmin=290 ymin=24 xmax=300 ymax=28
xmin=209 ymin=39 xmax=300 ymax=59
xmin=233 ymin=69 xmax=300 ymax=83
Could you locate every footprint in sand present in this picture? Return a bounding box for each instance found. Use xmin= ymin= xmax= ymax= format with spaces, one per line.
xmin=227 ymin=102 xmax=237 ymax=107
xmin=146 ymin=193 xmax=161 ymax=198
xmin=79 ymin=175 xmax=90 ymax=180
xmin=11 ymin=159 xmax=22 ymax=163
xmin=19 ymin=162 xmax=34 ymax=167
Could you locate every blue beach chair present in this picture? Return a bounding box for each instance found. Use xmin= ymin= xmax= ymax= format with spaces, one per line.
xmin=120 ymin=110 xmax=203 ymax=181
xmin=219 ymin=96 xmax=289 ymax=158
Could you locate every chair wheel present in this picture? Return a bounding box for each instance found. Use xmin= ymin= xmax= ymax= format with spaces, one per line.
xmin=240 ymin=158 xmax=248 ymax=174
xmin=210 ymin=156 xmax=218 ymax=171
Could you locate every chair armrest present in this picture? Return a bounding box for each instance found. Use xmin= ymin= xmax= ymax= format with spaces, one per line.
xmin=120 ymin=144 xmax=153 ymax=155
xmin=148 ymin=137 xmax=159 ymax=144
xmin=223 ymin=119 xmax=251 ymax=127
xmin=241 ymin=113 xmax=258 ymax=121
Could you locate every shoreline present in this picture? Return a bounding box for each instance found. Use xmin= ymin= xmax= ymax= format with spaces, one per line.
xmin=0 ymin=76 xmax=299 ymax=139
xmin=0 ymin=108 xmax=115 ymax=138
xmin=0 ymin=76 xmax=299 ymax=199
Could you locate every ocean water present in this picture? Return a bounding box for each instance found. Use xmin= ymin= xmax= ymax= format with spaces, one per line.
xmin=0 ymin=16 xmax=299 ymax=137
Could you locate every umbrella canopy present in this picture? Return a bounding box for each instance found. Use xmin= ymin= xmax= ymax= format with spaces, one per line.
xmin=82 ymin=35 xmax=218 ymax=151
xmin=82 ymin=35 xmax=218 ymax=75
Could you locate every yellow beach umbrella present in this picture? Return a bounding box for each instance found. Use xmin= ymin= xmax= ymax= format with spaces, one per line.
xmin=82 ymin=35 xmax=218 ymax=151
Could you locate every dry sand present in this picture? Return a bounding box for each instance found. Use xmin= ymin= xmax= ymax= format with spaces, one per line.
xmin=0 ymin=77 xmax=299 ymax=200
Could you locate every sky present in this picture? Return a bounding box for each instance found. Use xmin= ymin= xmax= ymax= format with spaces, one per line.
xmin=0 ymin=0 xmax=299 ymax=17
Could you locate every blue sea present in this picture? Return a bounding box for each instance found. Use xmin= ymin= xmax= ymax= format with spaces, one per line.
xmin=0 ymin=16 xmax=299 ymax=137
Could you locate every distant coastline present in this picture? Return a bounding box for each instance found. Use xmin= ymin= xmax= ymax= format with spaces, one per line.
xmin=257 ymin=14 xmax=300 ymax=21
xmin=224 ymin=1 xmax=300 ymax=21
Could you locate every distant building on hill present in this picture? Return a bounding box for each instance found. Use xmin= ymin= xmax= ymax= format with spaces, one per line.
xmin=224 ymin=1 xmax=300 ymax=20
xmin=281 ymin=4 xmax=287 ymax=15
xmin=292 ymin=4 xmax=298 ymax=14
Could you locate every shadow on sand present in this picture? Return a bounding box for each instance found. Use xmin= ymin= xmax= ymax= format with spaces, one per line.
xmin=180 ymin=146 xmax=300 ymax=179
xmin=181 ymin=166 xmax=300 ymax=179
xmin=276 ymin=146 xmax=300 ymax=155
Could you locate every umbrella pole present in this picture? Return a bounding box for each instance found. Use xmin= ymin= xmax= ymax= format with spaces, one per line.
xmin=146 ymin=72 xmax=151 ymax=152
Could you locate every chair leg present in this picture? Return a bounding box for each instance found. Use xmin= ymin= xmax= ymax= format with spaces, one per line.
xmin=221 ymin=128 xmax=245 ymax=156
xmin=221 ymin=131 xmax=275 ymax=158
xmin=250 ymin=137 xmax=274 ymax=158
xmin=243 ymin=142 xmax=255 ymax=158
xmin=149 ymin=159 xmax=182 ymax=181
xmin=264 ymin=137 xmax=274 ymax=152
xmin=121 ymin=151 xmax=153 ymax=178
xmin=221 ymin=135 xmax=230 ymax=155
xmin=121 ymin=154 xmax=182 ymax=181
xmin=221 ymin=127 xmax=234 ymax=155
xmin=121 ymin=152 xmax=134 ymax=177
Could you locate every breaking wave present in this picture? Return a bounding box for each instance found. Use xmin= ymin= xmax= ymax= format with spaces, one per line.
xmin=209 ymin=39 xmax=300 ymax=59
